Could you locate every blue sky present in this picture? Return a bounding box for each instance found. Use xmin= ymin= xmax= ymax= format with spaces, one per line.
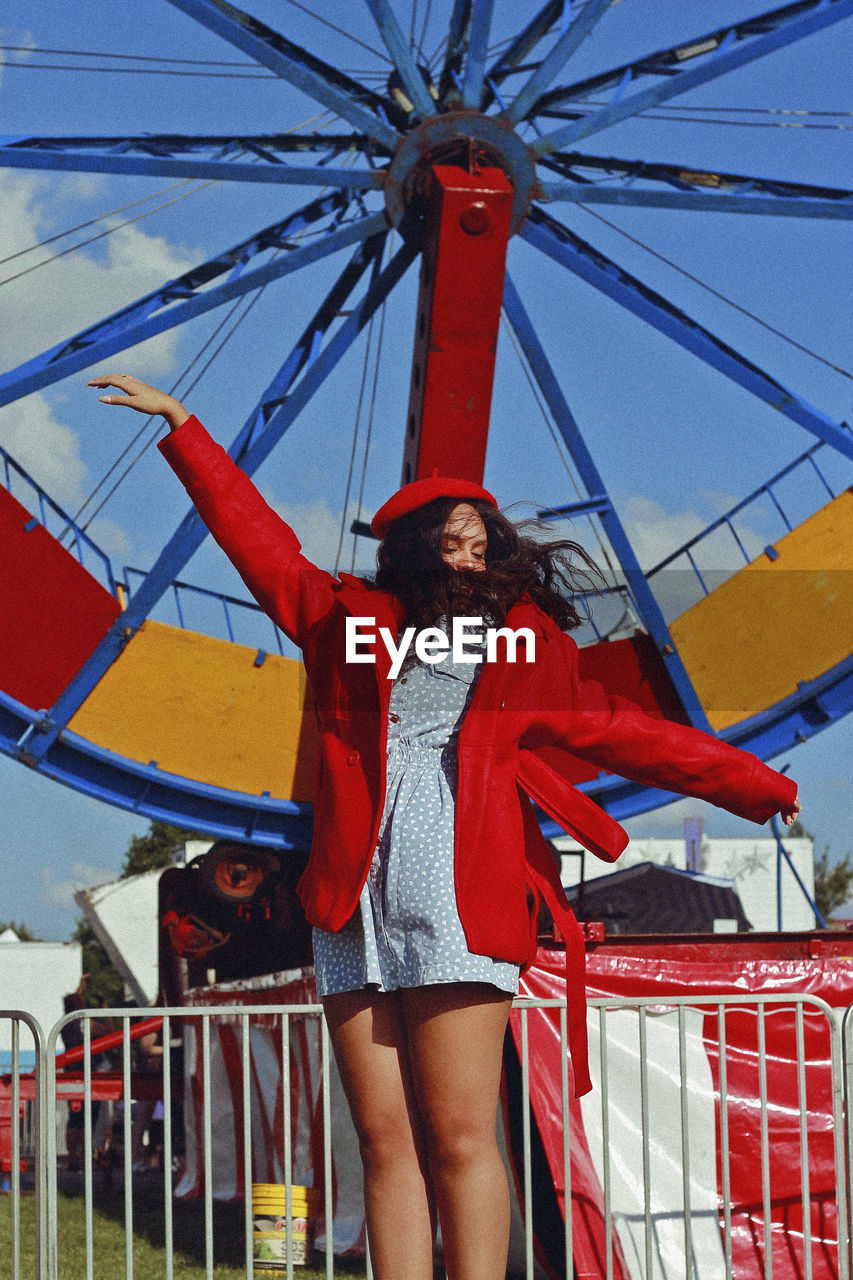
xmin=1 ymin=1 xmax=852 ymax=939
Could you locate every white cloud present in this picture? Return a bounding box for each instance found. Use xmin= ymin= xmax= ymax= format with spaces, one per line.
xmin=263 ymin=491 xmax=377 ymax=574
xmin=619 ymin=493 xmax=710 ymax=572
xmin=0 ymin=391 xmax=86 ymax=507
xmin=37 ymin=863 xmax=116 ymax=911
xmin=0 ymin=171 xmax=202 ymax=375
xmin=86 ymin=514 xmax=131 ymax=561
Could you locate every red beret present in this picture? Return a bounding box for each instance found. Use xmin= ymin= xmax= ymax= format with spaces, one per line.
xmin=371 ymin=474 xmax=498 ymax=539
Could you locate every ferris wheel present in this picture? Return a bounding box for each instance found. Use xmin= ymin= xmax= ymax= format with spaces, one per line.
xmin=1 ymin=0 xmax=852 ymax=852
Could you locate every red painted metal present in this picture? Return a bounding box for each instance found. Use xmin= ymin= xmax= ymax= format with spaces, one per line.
xmin=0 ymin=486 xmax=120 ymax=710
xmin=402 ymin=163 xmax=513 ymax=485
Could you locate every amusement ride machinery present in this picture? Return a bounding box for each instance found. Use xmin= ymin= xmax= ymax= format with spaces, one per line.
xmin=1 ymin=0 xmax=853 ymax=903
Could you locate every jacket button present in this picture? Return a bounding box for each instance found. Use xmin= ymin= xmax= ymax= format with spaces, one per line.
xmin=347 ymin=750 xmax=360 ymax=765
xmin=389 ymin=713 xmax=400 ymax=724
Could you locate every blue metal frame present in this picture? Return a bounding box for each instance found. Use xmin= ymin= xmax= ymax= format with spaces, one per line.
xmin=526 ymin=0 xmax=853 ymax=156
xmin=438 ymin=0 xmax=472 ymax=99
xmin=522 ymin=206 xmax=853 ymax=465
xmin=459 ymin=0 xmax=495 ymax=109
xmin=503 ymin=0 xmax=613 ymax=126
xmin=770 ymin=814 xmax=826 ymax=929
xmin=482 ymin=0 xmax=561 ymax=109
xmin=4 ymin=134 xmax=852 ymax=221
xmin=0 ymin=141 xmax=386 ymax=189
xmin=502 ymin=271 xmax=713 ymax=732
xmin=0 ymin=200 xmax=385 ymax=410
xmin=364 ymin=0 xmax=436 ymax=120
xmin=538 ymin=178 xmax=853 ymax=220
xmin=0 ymin=445 xmax=116 ymax=592
xmin=17 ymin=233 xmax=418 ymax=767
xmin=1 ymin=686 xmax=313 ymax=848
xmin=3 ymin=0 xmax=852 ymax=839
xmin=164 ymin=0 xmax=400 ymax=149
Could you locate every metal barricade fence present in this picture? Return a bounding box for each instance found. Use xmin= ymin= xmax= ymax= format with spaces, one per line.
xmin=842 ymin=1005 xmax=853 ymax=1280
xmin=1 ymin=995 xmax=849 ymax=1280
xmin=0 ymin=1009 xmax=47 ymax=1280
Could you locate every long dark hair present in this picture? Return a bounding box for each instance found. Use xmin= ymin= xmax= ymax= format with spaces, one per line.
xmin=374 ymin=497 xmax=601 ymax=632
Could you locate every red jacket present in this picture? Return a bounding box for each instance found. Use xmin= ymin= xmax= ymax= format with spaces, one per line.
xmin=160 ymin=417 xmax=797 ymax=1094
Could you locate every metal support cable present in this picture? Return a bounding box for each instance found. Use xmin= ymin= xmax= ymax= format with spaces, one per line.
xmin=0 ymin=180 xmax=219 ymax=288
xmin=498 ymin=310 xmax=618 ymax=579
xmin=66 ymin=143 xmax=359 ymax=535
xmin=0 ymin=179 xmax=198 ymax=270
xmin=350 ymin=248 xmax=392 ymax=574
xmin=334 ymin=304 xmax=377 ymax=576
xmin=576 ymin=204 xmax=853 ymax=382
xmin=0 ymin=109 xmax=336 ymax=284
xmin=69 ymin=220 xmax=364 ymax=539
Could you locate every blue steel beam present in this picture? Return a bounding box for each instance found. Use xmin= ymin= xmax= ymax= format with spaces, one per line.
xmin=553 ymin=650 xmax=853 ymax=822
xmin=502 ymin=0 xmax=613 ymax=126
xmin=502 ymin=271 xmax=712 ymax=733
xmin=438 ymin=0 xmax=472 ymax=102
xmin=0 ymin=142 xmax=386 ymax=189
xmin=0 ymin=202 xmax=387 ymax=409
xmin=165 ymin=0 xmax=400 ymax=150
xmin=482 ymin=0 xmax=561 ymax=108
xmin=531 ymin=0 xmax=853 ymax=122
xmin=529 ymin=0 xmax=853 ymax=157
xmin=537 ymin=152 xmax=853 ymax=219
xmin=0 ymin=688 xmax=313 ymax=848
xmin=363 ymin=0 xmax=436 ymax=120
xmin=538 ymin=181 xmax=853 ymax=219
xmin=522 ymin=206 xmax=853 ymax=464
xmin=18 ymin=233 xmax=419 ymax=766
xmin=0 ymin=132 xmax=376 ymax=158
xmin=461 ymin=0 xmax=496 ymax=109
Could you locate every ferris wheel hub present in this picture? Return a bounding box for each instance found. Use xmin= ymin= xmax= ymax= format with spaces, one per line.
xmin=384 ymin=111 xmax=540 ymax=235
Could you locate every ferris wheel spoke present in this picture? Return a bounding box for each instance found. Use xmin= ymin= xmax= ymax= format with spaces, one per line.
xmin=501 ymin=270 xmax=711 ymax=732
xmin=363 ymin=0 xmax=436 ymax=119
xmin=500 ymin=0 xmax=612 ymax=127
xmin=459 ymin=0 xmax=495 ymax=109
xmin=527 ymin=0 xmax=853 ymax=156
xmin=536 ymin=153 xmax=853 ymax=219
xmin=522 ymin=205 xmax=853 ymax=463
xmin=436 ymin=0 xmax=472 ymax=102
xmin=0 ymin=134 xmax=387 ymax=188
xmin=481 ymin=0 xmax=561 ymax=109
xmin=18 ymin=231 xmax=420 ymax=768
xmin=164 ymin=0 xmax=400 ymax=150
xmin=0 ymin=200 xmax=386 ymax=408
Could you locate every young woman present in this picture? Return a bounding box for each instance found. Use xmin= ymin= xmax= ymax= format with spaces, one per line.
xmin=91 ymin=373 xmax=800 ymax=1280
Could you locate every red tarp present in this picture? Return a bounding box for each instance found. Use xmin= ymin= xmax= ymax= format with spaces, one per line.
xmin=516 ymin=935 xmax=853 ymax=1280
xmin=0 ymin=486 xmax=119 ymax=710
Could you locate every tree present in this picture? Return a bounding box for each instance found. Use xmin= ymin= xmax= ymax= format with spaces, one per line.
xmin=813 ymin=847 xmax=853 ymax=922
xmin=122 ymin=820 xmax=197 ymax=878
xmin=71 ymin=916 xmax=124 ymax=1009
xmin=71 ymin=820 xmax=201 ymax=1007
xmin=0 ymin=919 xmax=40 ymax=940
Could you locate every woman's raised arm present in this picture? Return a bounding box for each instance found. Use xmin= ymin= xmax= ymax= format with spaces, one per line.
xmin=88 ymin=373 xmax=189 ymax=432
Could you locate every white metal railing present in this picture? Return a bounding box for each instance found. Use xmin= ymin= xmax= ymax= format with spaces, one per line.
xmin=1 ymin=1010 xmax=47 ymax=1280
xmin=1 ymin=995 xmax=849 ymax=1280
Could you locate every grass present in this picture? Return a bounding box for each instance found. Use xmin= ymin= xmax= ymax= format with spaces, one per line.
xmin=0 ymin=1180 xmax=370 ymax=1280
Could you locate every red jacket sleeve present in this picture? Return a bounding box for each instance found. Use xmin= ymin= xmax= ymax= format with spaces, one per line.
xmin=520 ymin=635 xmax=797 ymax=825
xmin=158 ymin=416 xmax=340 ymax=648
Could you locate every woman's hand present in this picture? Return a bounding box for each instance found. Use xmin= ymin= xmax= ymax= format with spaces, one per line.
xmin=780 ymin=796 xmax=802 ymax=827
xmin=88 ymin=373 xmax=189 ymax=431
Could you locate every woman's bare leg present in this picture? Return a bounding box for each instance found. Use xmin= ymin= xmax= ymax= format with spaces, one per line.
xmin=322 ymin=989 xmax=436 ymax=1279
xmin=401 ymin=984 xmax=513 ymax=1280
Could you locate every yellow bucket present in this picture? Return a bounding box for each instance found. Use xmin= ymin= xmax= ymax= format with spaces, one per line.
xmin=252 ymin=1183 xmax=321 ymax=1270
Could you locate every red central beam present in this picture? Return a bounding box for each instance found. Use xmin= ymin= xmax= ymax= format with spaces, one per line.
xmin=402 ymin=163 xmax=513 ymax=485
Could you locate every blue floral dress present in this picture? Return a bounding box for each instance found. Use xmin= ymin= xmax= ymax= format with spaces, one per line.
xmin=312 ymin=625 xmax=520 ymax=997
